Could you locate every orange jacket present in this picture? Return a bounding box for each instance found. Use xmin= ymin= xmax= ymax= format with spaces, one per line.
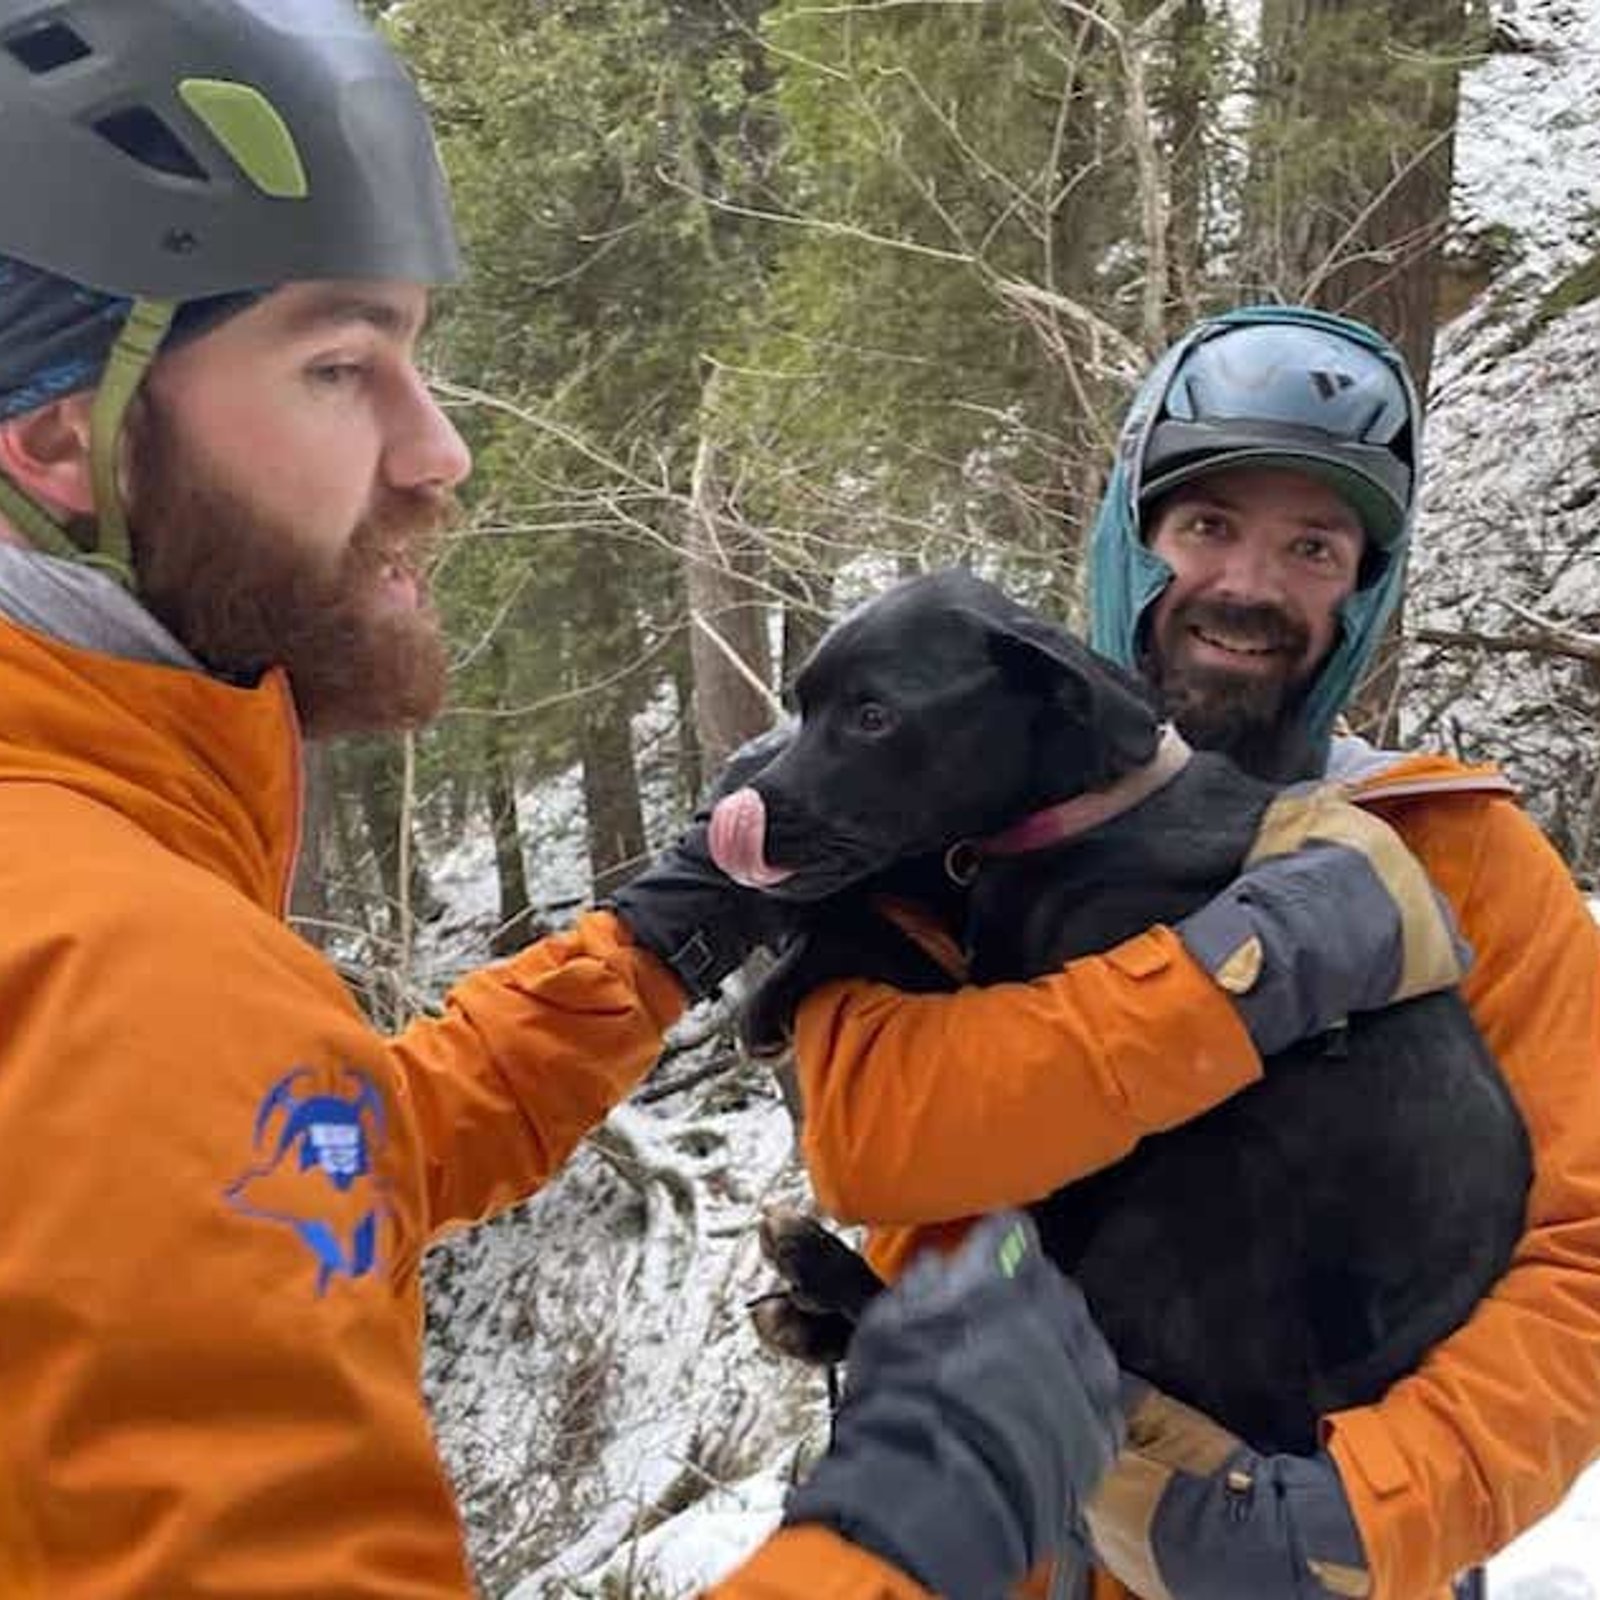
xmin=794 ymin=754 xmax=1600 ymax=1599
xmin=0 ymin=613 xmax=928 ymax=1600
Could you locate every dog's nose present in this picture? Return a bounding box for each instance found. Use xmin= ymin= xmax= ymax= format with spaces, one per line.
xmin=708 ymin=787 xmax=795 ymax=887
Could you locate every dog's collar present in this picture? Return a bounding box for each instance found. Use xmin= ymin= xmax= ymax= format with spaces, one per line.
xmin=974 ymin=725 xmax=1194 ymax=859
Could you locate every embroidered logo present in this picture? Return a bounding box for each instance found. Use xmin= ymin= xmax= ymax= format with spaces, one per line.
xmin=225 ymin=1066 xmax=393 ymax=1295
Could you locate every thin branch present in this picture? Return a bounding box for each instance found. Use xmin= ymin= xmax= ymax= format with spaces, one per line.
xmin=991 ymin=278 xmax=1147 ymax=372
xmin=692 ymin=610 xmax=786 ymax=717
xmin=1299 ymin=126 xmax=1455 ymax=304
xmin=635 ymin=1050 xmax=742 ymax=1105
xmin=1411 ymin=626 xmax=1600 ymax=666
xmin=652 ymin=171 xmax=975 ymax=264
xmin=1498 ymin=595 xmax=1600 ymax=650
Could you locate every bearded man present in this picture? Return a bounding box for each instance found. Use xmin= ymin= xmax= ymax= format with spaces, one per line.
xmin=784 ymin=310 xmax=1600 ymax=1600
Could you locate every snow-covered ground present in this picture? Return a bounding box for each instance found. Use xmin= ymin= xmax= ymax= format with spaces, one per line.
xmin=1491 ymin=1465 xmax=1600 ymax=1599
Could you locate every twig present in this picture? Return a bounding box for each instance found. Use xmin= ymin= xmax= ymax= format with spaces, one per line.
xmin=692 ymin=610 xmax=786 ymax=717
xmin=1410 ymin=626 xmax=1600 ymax=666
xmin=635 ymin=1049 xmax=742 ymax=1105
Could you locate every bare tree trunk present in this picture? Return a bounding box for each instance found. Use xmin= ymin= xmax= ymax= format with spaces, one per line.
xmin=670 ymin=640 xmax=704 ymax=809
xmin=580 ymin=705 xmax=646 ymax=899
xmin=1155 ymin=0 xmax=1213 ymax=333
xmin=573 ymin=541 xmax=648 ymax=898
xmin=349 ymin=737 xmax=438 ymax=940
xmin=779 ymin=565 xmax=831 ymax=692
xmin=290 ymin=741 xmax=333 ymax=940
xmin=685 ymin=390 xmax=775 ymax=773
xmin=483 ymin=638 xmax=535 ymax=956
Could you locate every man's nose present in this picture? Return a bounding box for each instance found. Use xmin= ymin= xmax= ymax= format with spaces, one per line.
xmin=1210 ymin=540 xmax=1286 ymax=605
xmin=385 ymin=370 xmax=473 ymax=494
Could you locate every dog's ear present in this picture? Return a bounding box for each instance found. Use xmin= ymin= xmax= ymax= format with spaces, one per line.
xmin=984 ymin=610 xmax=1162 ymax=784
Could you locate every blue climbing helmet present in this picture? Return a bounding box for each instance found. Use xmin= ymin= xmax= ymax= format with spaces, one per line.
xmin=1087 ymin=305 xmax=1422 ymax=749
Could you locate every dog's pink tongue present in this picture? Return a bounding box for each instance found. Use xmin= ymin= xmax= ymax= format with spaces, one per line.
xmin=708 ymin=788 xmax=795 ymax=888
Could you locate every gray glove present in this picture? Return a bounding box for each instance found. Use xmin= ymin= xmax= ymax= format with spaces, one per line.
xmin=1086 ymin=1382 xmax=1366 ymax=1599
xmin=1177 ymin=786 xmax=1471 ymax=1057
xmin=784 ymin=1213 xmax=1124 ymax=1600
xmin=607 ymin=726 xmax=794 ymax=1000
xmin=1151 ymin=1444 xmax=1365 ymax=1598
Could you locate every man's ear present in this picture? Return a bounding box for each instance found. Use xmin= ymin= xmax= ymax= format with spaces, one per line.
xmin=0 ymin=394 xmax=96 ymax=519
xmin=986 ymin=610 xmax=1162 ymax=784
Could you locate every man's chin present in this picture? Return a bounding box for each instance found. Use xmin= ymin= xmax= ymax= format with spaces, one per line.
xmin=1155 ymin=664 xmax=1318 ymax=781
xmin=290 ymin=612 xmax=449 ymax=739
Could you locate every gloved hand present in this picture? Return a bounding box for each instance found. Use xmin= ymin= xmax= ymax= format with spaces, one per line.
xmin=1086 ymin=1382 xmax=1367 ymax=1600
xmin=1177 ymin=784 xmax=1472 ymax=1057
xmin=784 ymin=1212 xmax=1124 ymax=1600
xmin=608 ymin=724 xmax=795 ymax=1001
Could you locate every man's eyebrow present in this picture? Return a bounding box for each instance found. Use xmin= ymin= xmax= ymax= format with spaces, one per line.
xmin=280 ymin=294 xmax=424 ymax=342
xmin=1169 ymin=491 xmax=1360 ymax=535
xmin=1170 ymin=490 xmax=1236 ymax=512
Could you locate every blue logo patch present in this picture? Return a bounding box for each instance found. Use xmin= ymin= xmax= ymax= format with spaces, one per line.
xmin=225 ymin=1066 xmax=393 ymax=1295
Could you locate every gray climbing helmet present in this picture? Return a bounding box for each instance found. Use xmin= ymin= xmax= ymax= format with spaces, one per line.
xmin=0 ymin=0 xmax=461 ymax=575
xmin=1136 ymin=319 xmax=1416 ymax=548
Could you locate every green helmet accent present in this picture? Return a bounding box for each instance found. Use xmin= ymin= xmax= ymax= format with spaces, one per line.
xmin=1088 ymin=306 xmax=1424 ymax=754
xmin=178 ymin=80 xmax=310 ymax=202
xmin=0 ymin=0 xmax=461 ymax=579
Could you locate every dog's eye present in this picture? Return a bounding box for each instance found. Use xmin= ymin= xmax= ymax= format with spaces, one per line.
xmin=855 ymin=701 xmax=895 ymax=736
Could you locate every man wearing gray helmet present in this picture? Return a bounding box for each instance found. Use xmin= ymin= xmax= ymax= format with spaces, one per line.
xmin=0 ymin=4 xmax=1138 ymax=1596
xmin=781 ymin=309 xmax=1600 ymax=1600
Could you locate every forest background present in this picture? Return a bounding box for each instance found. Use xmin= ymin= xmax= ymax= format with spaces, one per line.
xmin=312 ymin=0 xmax=1600 ymax=1593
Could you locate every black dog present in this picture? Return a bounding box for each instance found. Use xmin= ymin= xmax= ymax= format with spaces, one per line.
xmin=712 ymin=569 xmax=1531 ymax=1455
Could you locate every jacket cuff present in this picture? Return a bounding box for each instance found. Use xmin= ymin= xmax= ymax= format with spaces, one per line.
xmin=1324 ymin=1408 xmax=1423 ymax=1600
xmin=579 ymin=908 xmax=689 ymax=1031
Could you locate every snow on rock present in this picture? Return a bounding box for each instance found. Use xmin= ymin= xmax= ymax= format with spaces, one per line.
xmin=1454 ymin=0 xmax=1600 ymax=287
xmin=1404 ymin=294 xmax=1600 ymax=870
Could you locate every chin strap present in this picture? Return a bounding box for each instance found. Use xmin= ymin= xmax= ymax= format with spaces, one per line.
xmin=0 ymin=470 xmax=82 ymax=562
xmin=0 ymin=296 xmax=174 ymax=585
xmin=88 ymin=297 xmax=175 ymax=584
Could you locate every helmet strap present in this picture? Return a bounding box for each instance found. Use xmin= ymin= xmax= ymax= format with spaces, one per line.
xmin=88 ymin=298 xmax=176 ymax=585
xmin=0 ymin=472 xmax=90 ymax=563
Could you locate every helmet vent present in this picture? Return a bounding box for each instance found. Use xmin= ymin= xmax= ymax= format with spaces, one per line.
xmin=4 ymin=20 xmax=92 ymax=74
xmin=93 ymin=107 xmax=208 ymax=182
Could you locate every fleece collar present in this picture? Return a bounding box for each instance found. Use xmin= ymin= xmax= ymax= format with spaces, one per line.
xmin=0 ymin=545 xmax=196 ymax=667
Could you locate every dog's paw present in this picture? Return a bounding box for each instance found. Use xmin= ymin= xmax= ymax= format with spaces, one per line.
xmin=749 ymin=1291 xmax=857 ymax=1366
xmin=759 ymin=1205 xmax=885 ymax=1320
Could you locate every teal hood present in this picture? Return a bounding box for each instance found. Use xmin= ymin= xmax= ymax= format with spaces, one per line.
xmin=1087 ymin=305 xmax=1419 ymax=753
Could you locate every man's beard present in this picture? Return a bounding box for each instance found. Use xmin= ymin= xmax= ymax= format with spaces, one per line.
xmin=1144 ymin=597 xmax=1321 ymax=782
xmin=123 ymin=399 xmax=451 ymax=739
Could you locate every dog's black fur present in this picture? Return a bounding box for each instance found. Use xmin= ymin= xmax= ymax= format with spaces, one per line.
xmin=731 ymin=570 xmax=1531 ymax=1455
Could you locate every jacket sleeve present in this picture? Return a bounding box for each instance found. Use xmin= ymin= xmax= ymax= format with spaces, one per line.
xmin=386 ymin=910 xmax=686 ymax=1234
xmin=793 ymin=925 xmax=1262 ymax=1223
xmin=705 ymin=1525 xmax=934 ymax=1599
xmin=1324 ymin=796 xmax=1600 ymax=1598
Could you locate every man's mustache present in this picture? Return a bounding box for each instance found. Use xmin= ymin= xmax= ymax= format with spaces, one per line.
xmin=1171 ymin=598 xmax=1309 ymax=658
xmin=348 ymin=488 xmax=458 ymax=578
